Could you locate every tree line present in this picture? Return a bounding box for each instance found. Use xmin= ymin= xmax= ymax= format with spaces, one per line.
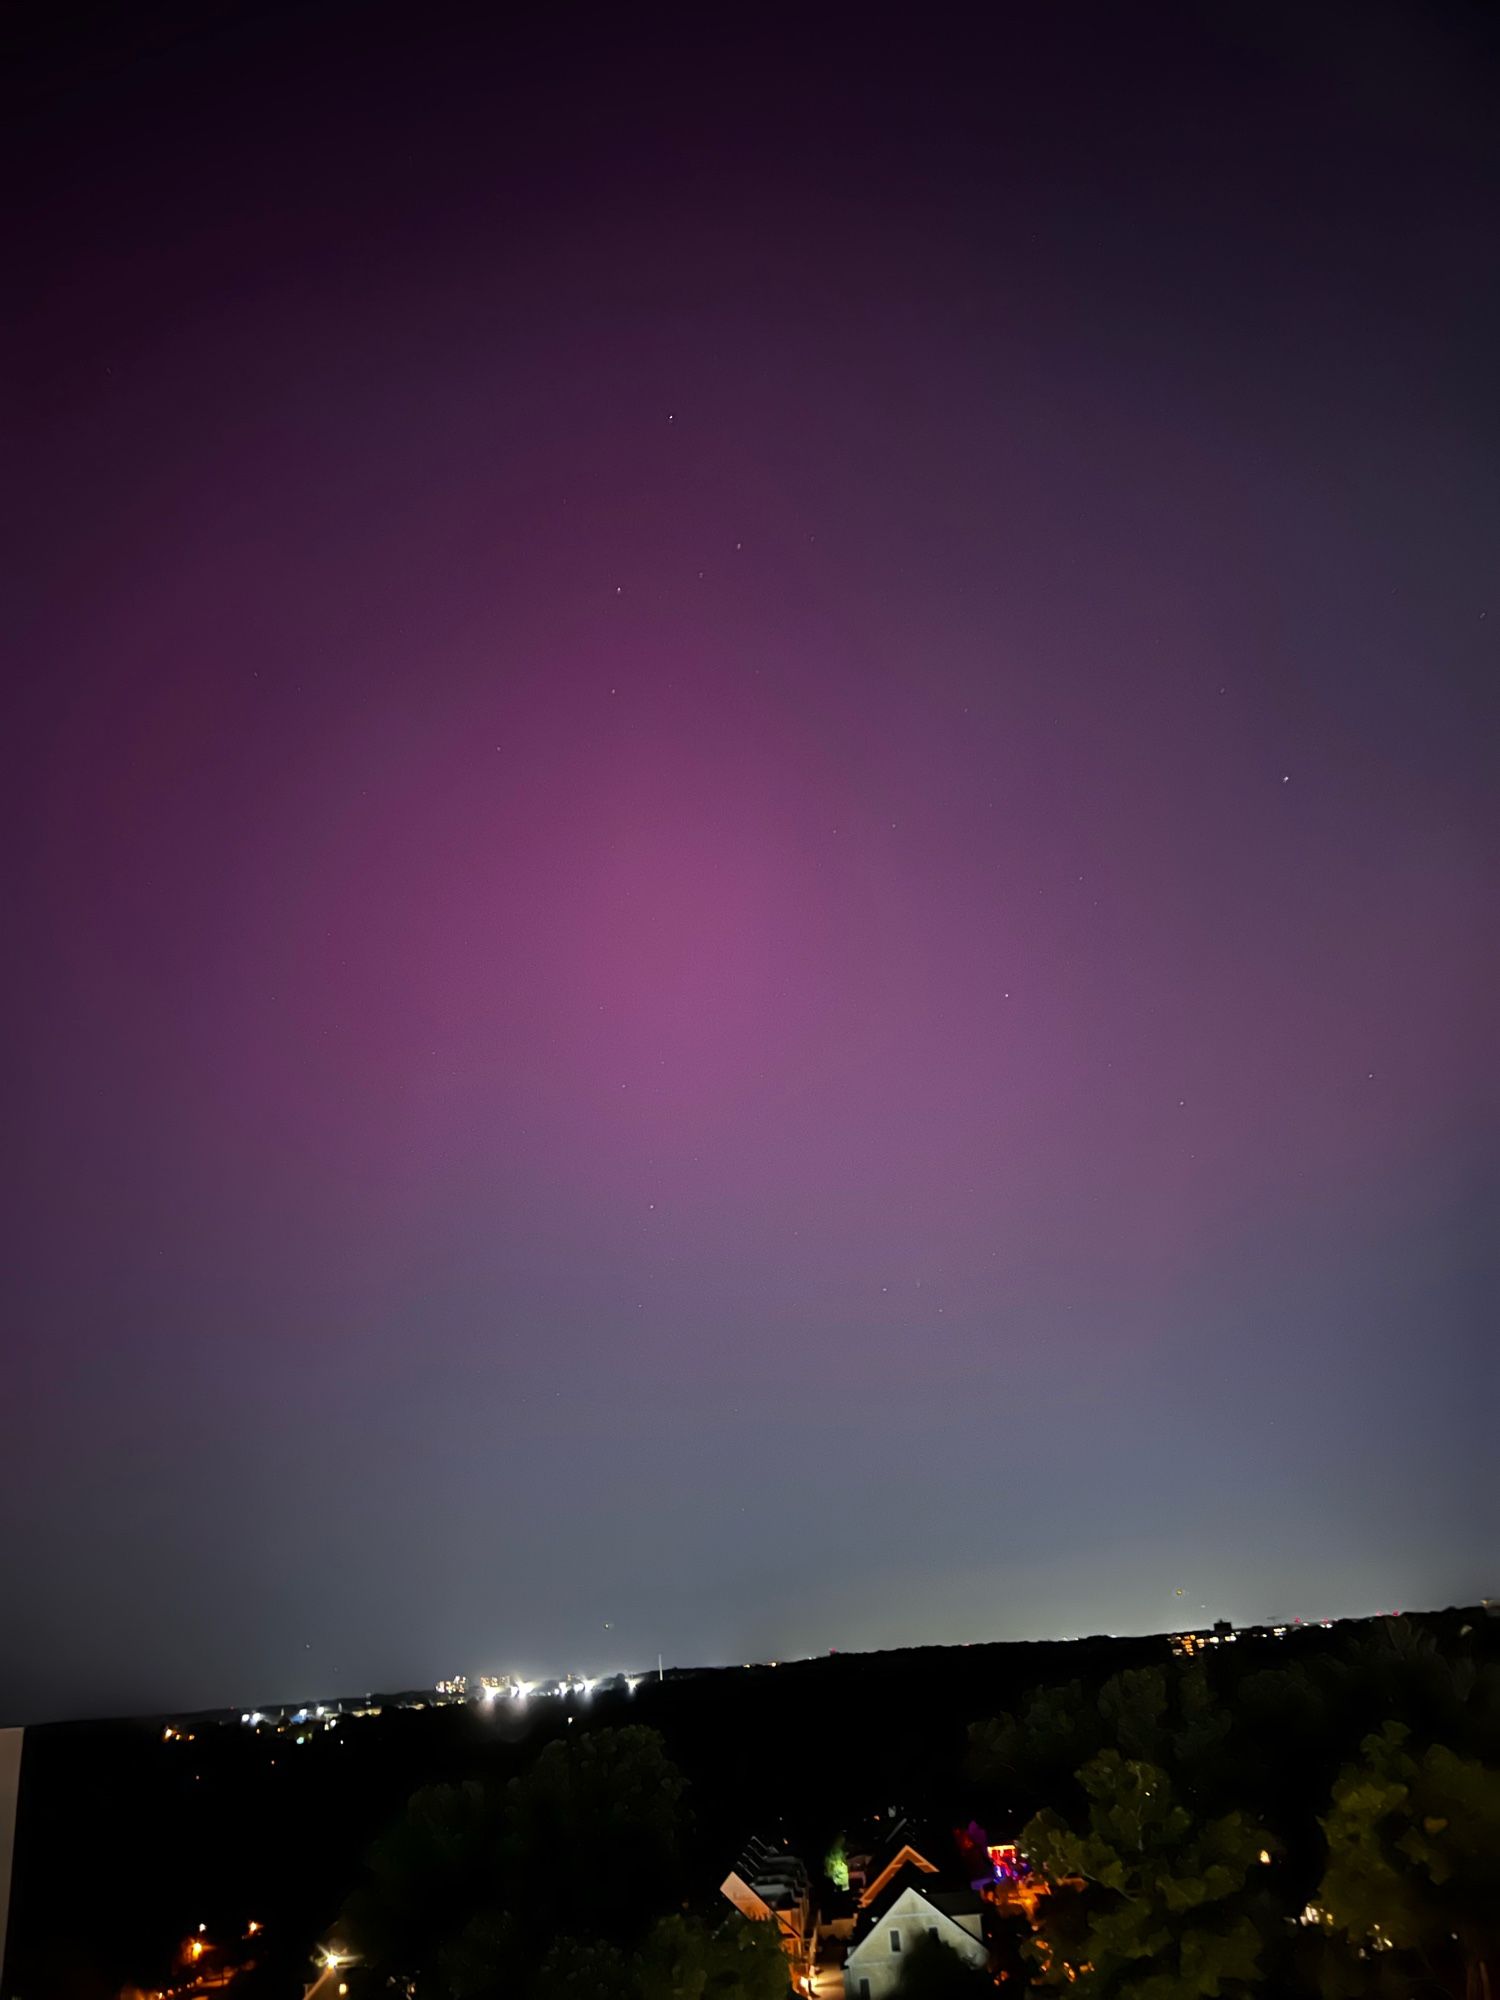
xmin=969 ymin=1618 xmax=1500 ymax=1999
xmin=338 ymin=1724 xmax=787 ymax=2000
xmin=334 ymin=1616 xmax=1500 ymax=2000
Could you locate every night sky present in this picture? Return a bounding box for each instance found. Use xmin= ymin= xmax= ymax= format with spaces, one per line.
xmin=4 ymin=1 xmax=1496 ymax=1725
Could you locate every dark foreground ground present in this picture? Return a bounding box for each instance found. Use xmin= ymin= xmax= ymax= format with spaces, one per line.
xmin=6 ymin=1605 xmax=1496 ymax=1999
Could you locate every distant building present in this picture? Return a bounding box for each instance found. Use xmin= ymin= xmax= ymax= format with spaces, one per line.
xmin=1169 ymin=1617 xmax=1236 ymax=1658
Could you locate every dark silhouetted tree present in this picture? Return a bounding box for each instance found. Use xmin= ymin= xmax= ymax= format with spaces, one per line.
xmin=893 ymin=1930 xmax=990 ymax=1996
xmin=1316 ymin=1722 xmax=1500 ymax=2000
xmin=636 ymin=1913 xmax=789 ymax=1999
xmin=341 ymin=1779 xmax=500 ymax=1983
xmin=341 ymin=1727 xmax=692 ymax=1997
xmin=1021 ymin=1751 xmax=1271 ymax=1999
xmin=531 ymin=1933 xmax=635 ymax=2000
xmin=502 ymin=1724 xmax=688 ymax=1947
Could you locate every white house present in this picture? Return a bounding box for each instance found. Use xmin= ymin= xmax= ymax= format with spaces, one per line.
xmin=842 ymin=1880 xmax=987 ymax=1999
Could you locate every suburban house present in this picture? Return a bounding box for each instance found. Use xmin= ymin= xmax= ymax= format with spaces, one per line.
xmin=842 ymin=1872 xmax=988 ymax=1999
xmin=720 ymin=1835 xmax=815 ymax=1986
xmin=721 ymin=1814 xmax=1026 ymax=1995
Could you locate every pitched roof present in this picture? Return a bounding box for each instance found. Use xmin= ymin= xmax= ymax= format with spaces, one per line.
xmin=850 ymin=1860 xmax=982 ymax=1942
xmin=857 ymin=1840 xmax=939 ymax=1908
xmin=845 ymin=1877 xmax=988 ymax=1970
xmin=720 ymin=1834 xmax=811 ymax=1931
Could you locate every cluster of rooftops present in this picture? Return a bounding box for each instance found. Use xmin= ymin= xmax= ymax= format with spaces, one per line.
xmin=721 ymin=1810 xmax=1040 ymax=1995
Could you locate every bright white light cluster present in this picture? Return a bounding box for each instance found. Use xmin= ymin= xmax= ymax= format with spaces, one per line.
xmin=208 ymin=1663 xmax=657 ymax=1744
xmin=473 ymin=1669 xmax=641 ymax=1704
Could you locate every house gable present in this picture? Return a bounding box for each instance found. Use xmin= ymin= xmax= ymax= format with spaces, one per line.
xmin=845 ymin=1882 xmax=987 ymax=1976
xmin=856 ymin=1842 xmax=939 ymax=1908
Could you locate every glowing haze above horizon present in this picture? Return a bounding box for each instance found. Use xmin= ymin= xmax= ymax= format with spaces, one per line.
xmin=4 ymin=0 xmax=1494 ymax=1723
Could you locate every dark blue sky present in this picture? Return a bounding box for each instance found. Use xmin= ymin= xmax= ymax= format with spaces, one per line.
xmin=3 ymin=0 xmax=1495 ymax=1724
